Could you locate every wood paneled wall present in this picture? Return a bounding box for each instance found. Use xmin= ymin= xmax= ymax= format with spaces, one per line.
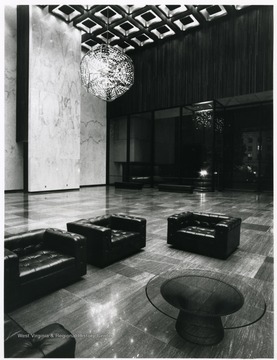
xmin=108 ymin=6 xmax=273 ymax=117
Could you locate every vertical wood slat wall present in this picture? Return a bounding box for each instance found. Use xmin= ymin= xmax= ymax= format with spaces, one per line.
xmin=108 ymin=6 xmax=273 ymax=118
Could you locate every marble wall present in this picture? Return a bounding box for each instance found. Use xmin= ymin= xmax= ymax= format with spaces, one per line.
xmin=80 ymin=85 xmax=106 ymax=186
xmin=5 ymin=6 xmax=107 ymax=191
xmin=5 ymin=6 xmax=24 ymax=191
xmin=28 ymin=7 xmax=81 ymax=191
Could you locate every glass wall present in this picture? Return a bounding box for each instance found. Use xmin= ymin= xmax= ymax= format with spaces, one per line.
xmin=108 ymin=100 xmax=273 ymax=192
xmin=214 ymin=102 xmax=225 ymax=190
xmin=180 ymin=108 xmax=200 ymax=185
xmin=223 ymin=106 xmax=266 ymax=191
xmin=181 ymin=102 xmax=215 ymax=191
xmin=260 ymin=105 xmax=273 ymax=191
xmin=153 ymin=108 xmax=179 ymax=184
xmin=109 ymin=116 xmax=127 ymax=184
xmin=129 ymin=112 xmax=152 ymax=185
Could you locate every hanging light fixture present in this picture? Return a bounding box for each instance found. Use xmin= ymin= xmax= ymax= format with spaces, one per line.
xmin=193 ymin=110 xmax=213 ymax=129
xmin=80 ymin=8 xmax=134 ymax=102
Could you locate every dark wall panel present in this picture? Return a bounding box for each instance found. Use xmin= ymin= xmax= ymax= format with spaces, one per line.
xmin=16 ymin=5 xmax=29 ymax=142
xmin=108 ymin=6 xmax=273 ymax=117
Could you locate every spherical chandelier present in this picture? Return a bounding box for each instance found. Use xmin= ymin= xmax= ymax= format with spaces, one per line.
xmin=80 ymin=44 xmax=134 ymax=102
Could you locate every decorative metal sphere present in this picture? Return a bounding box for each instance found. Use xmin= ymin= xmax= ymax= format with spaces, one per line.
xmin=80 ymin=44 xmax=134 ymax=102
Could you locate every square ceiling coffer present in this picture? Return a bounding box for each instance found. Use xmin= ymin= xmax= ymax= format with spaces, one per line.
xmin=75 ymin=17 xmax=101 ymax=33
xmin=94 ymin=6 xmax=122 ymax=24
xmin=151 ymin=24 xmax=175 ymax=39
xmin=135 ymin=10 xmax=162 ymax=27
xmin=158 ymin=5 xmax=188 ymax=17
xmin=133 ymin=33 xmax=154 ymax=46
xmin=200 ymin=5 xmax=227 ymax=21
xmin=174 ymin=15 xmax=200 ymax=31
xmin=115 ymin=21 xmax=140 ymax=36
xmin=50 ymin=5 xmax=82 ymax=22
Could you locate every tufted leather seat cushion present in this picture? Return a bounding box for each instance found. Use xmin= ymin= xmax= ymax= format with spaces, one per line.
xmin=88 ymin=214 xmax=112 ymax=228
xmin=67 ymin=213 xmax=146 ymax=267
xmin=168 ymin=211 xmax=241 ymax=259
xmin=4 ymin=228 xmax=87 ymax=311
xmin=5 ymin=314 xmax=44 ymax=358
xmin=179 ymin=226 xmax=215 ymax=238
xmin=19 ymin=250 xmax=75 ymax=282
xmin=111 ymin=230 xmax=138 ymax=244
xmin=4 ymin=314 xmax=75 ymax=358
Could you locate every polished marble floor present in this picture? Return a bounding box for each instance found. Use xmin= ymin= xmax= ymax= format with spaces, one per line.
xmin=4 ymin=186 xmax=274 ymax=358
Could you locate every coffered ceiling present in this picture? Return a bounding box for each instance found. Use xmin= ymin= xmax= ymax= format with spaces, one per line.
xmin=40 ymin=4 xmax=253 ymax=53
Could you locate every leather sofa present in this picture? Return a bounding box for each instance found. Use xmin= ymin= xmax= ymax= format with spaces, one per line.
xmin=4 ymin=313 xmax=76 ymax=358
xmin=167 ymin=211 xmax=241 ymax=259
xmin=67 ymin=213 xmax=146 ymax=267
xmin=4 ymin=228 xmax=87 ymax=311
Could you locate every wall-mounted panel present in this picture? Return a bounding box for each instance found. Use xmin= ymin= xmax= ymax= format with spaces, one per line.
xmin=28 ymin=6 xmax=81 ymax=192
xmin=80 ymin=86 xmax=106 ymax=186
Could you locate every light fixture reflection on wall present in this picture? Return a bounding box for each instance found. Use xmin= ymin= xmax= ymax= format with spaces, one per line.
xmin=80 ymin=7 xmax=134 ymax=102
xmin=214 ymin=117 xmax=224 ymax=133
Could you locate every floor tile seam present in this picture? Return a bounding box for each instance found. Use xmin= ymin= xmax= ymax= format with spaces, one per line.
xmin=71 ymin=280 xmax=148 ymax=325
xmin=237 ymin=249 xmax=272 ymax=257
xmin=61 ymin=287 xmax=95 ymax=309
xmin=242 ymin=222 xmax=272 ymax=227
xmin=111 ymin=315 xmax=173 ymax=348
xmin=253 ymin=274 xmax=274 ymax=284
xmin=133 ymin=256 xmax=182 ymax=266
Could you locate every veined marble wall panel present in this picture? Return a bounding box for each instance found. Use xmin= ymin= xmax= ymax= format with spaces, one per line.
xmin=28 ymin=6 xmax=81 ymax=191
xmin=80 ymin=87 xmax=106 ymax=185
xmin=5 ymin=6 xmax=24 ymax=190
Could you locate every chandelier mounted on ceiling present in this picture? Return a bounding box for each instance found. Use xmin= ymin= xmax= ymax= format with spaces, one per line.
xmin=80 ymin=8 xmax=134 ymax=102
xmin=80 ymin=45 xmax=134 ymax=102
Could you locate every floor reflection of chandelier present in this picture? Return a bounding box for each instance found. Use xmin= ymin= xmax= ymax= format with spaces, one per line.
xmin=80 ymin=44 xmax=134 ymax=102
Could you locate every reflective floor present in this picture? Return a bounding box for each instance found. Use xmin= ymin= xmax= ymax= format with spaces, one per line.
xmin=5 ymin=186 xmax=274 ymax=358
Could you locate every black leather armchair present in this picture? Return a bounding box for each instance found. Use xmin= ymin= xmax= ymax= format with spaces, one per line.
xmin=67 ymin=213 xmax=146 ymax=267
xmin=167 ymin=211 xmax=241 ymax=259
xmin=4 ymin=313 xmax=76 ymax=358
xmin=4 ymin=228 xmax=87 ymax=310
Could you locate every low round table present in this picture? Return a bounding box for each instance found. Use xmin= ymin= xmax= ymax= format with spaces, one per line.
xmin=160 ymin=275 xmax=244 ymax=345
xmin=146 ymin=269 xmax=266 ymax=346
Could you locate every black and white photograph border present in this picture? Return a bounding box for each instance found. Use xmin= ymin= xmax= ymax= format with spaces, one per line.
xmin=1 ymin=1 xmax=275 ymax=359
